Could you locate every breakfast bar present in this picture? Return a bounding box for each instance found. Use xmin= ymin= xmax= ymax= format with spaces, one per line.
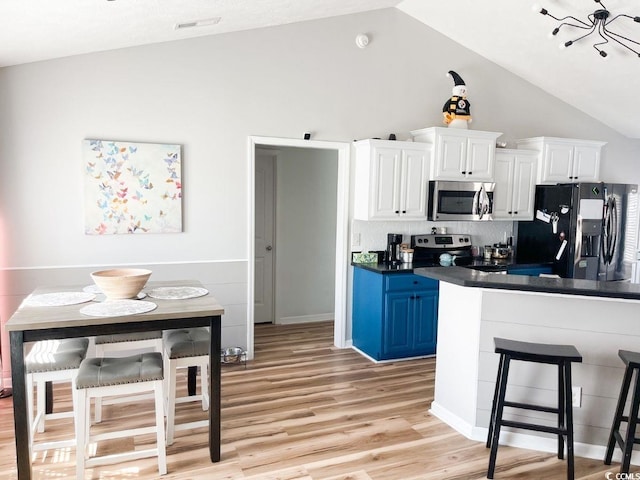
xmin=6 ymin=280 xmax=224 ymax=480
xmin=415 ymin=266 xmax=640 ymax=463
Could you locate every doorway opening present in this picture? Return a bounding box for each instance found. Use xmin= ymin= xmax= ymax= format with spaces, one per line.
xmin=248 ymin=136 xmax=350 ymax=357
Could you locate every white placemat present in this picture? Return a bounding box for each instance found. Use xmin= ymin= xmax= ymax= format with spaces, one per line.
xmin=80 ymin=299 xmax=157 ymax=317
xmin=146 ymin=286 xmax=209 ymax=300
xmin=82 ymin=285 xmax=147 ymax=299
xmin=82 ymin=284 xmax=102 ymax=294
xmin=24 ymin=292 xmax=96 ymax=307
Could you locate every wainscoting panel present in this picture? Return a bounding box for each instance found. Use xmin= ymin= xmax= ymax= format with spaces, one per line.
xmin=0 ymin=260 xmax=248 ymax=384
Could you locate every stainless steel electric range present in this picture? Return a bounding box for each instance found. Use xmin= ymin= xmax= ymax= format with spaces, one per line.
xmin=410 ymin=234 xmax=473 ymax=266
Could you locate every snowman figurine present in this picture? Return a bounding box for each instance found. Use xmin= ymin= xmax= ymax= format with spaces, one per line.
xmin=442 ymin=70 xmax=472 ymax=129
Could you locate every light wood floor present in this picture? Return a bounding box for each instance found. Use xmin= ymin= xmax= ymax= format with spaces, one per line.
xmin=0 ymin=321 xmax=631 ymax=479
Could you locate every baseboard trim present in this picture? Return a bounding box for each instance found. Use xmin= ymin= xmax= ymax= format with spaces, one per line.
xmin=429 ymin=401 xmax=640 ymax=465
xmin=429 ymin=401 xmax=484 ymax=440
xmin=277 ymin=313 xmax=333 ymax=325
xmin=351 ymin=346 xmax=435 ymax=364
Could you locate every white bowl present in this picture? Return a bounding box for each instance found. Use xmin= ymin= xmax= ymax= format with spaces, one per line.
xmin=90 ymin=268 xmax=152 ymax=300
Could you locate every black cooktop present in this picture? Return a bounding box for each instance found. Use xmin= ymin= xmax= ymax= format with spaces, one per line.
xmin=351 ymin=257 xmax=517 ymax=274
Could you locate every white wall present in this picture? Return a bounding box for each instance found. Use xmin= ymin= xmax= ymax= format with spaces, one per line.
xmin=275 ymin=147 xmax=337 ymax=323
xmin=1 ymin=7 xmax=639 ymax=379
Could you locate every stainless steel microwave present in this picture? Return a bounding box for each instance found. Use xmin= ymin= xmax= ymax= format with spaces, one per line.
xmin=428 ymin=181 xmax=495 ymax=221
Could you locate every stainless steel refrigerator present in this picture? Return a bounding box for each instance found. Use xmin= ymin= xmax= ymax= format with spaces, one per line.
xmin=515 ymin=183 xmax=639 ymax=281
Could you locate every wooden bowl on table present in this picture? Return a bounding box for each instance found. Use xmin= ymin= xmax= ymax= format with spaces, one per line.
xmin=90 ymin=268 xmax=152 ymax=300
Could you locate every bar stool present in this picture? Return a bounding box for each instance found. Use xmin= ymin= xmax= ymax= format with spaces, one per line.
xmin=604 ymin=350 xmax=640 ymax=474
xmin=94 ymin=331 xmax=163 ymax=356
xmin=93 ymin=331 xmax=163 ymax=422
xmin=74 ymin=352 xmax=167 ymax=477
xmin=486 ymin=337 xmax=582 ymax=480
xmin=25 ymin=338 xmax=89 ymax=451
xmin=163 ymin=328 xmax=210 ymax=445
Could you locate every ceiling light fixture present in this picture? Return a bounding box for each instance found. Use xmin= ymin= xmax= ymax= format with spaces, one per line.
xmin=533 ymin=0 xmax=640 ymax=58
xmin=175 ymin=17 xmax=221 ymax=30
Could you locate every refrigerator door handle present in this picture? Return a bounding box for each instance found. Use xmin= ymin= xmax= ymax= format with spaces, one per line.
xmin=602 ymin=196 xmax=617 ymax=265
xmin=610 ymin=197 xmax=618 ymax=263
xmin=602 ymin=200 xmax=609 ymax=264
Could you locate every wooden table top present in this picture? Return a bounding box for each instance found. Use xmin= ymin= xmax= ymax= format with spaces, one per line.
xmin=6 ymin=279 xmax=225 ymax=332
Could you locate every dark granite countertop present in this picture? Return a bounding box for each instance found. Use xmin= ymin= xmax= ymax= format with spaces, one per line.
xmin=351 ymin=259 xmax=547 ymax=275
xmin=351 ymin=261 xmax=440 ymax=274
xmin=414 ymin=266 xmax=640 ymax=301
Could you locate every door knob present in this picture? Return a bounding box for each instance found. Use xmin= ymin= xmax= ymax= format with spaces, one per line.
xmin=266 ymin=246 xmax=273 ymax=251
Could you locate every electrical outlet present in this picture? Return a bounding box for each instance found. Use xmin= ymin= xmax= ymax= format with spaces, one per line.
xmin=572 ymin=386 xmax=582 ymax=408
xmin=352 ymin=232 xmax=361 ymax=247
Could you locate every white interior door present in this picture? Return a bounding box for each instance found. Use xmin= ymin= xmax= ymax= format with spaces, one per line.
xmin=254 ymin=151 xmax=276 ymax=324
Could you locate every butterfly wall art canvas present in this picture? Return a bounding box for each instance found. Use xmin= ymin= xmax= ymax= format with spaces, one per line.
xmin=83 ymin=139 xmax=182 ymax=235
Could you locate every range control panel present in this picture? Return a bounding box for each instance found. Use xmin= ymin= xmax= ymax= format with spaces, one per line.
xmin=411 ymin=234 xmax=472 ymax=249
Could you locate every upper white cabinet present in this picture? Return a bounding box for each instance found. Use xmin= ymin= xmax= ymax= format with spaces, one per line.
xmin=411 ymin=127 xmax=502 ymax=181
xmin=353 ymin=139 xmax=430 ymax=221
xmin=516 ymin=137 xmax=606 ymax=184
xmin=493 ymin=149 xmax=538 ymax=220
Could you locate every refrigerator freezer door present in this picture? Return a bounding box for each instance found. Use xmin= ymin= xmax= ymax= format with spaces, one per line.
xmin=599 ymin=184 xmax=639 ymax=281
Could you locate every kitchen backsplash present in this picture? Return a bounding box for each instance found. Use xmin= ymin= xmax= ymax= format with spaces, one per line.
xmin=352 ymin=219 xmax=515 ymax=252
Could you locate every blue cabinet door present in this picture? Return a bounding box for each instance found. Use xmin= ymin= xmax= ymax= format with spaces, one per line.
xmin=412 ymin=290 xmax=438 ymax=355
xmin=384 ymin=292 xmax=413 ymax=357
xmin=383 ymin=288 xmax=439 ymax=359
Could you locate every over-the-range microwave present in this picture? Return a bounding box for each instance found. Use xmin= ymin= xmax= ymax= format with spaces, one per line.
xmin=427 ymin=181 xmax=495 ymax=221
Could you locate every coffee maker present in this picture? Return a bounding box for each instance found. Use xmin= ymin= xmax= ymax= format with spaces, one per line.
xmin=386 ymin=233 xmax=403 ymax=265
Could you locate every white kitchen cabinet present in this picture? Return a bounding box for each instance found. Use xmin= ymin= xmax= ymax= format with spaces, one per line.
xmin=353 ymin=139 xmax=430 ymax=221
xmin=516 ymin=137 xmax=605 ymax=184
xmin=410 ymin=127 xmax=502 ymax=181
xmin=493 ymin=149 xmax=537 ymax=220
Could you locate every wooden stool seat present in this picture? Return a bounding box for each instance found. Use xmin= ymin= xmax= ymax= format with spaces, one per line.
xmin=486 ymin=337 xmax=582 ymax=480
xmin=74 ymin=352 xmax=167 ymax=477
xmin=26 ymin=338 xmax=89 ymax=451
xmin=94 ymin=331 xmax=163 ymax=348
xmin=93 ymin=331 xmax=163 ymax=422
xmin=604 ymin=349 xmax=640 ymax=474
xmin=163 ymin=328 xmax=210 ymax=445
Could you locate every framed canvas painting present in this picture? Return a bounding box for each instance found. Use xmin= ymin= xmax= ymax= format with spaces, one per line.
xmin=83 ymin=139 xmax=182 ymax=235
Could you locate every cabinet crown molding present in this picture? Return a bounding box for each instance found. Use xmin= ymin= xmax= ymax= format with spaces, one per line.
xmin=516 ymin=136 xmax=607 ymax=148
xmin=410 ymin=126 xmax=503 ymax=141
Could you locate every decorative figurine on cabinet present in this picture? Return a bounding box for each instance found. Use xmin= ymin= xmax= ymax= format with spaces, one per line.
xmin=442 ymin=70 xmax=472 ymax=129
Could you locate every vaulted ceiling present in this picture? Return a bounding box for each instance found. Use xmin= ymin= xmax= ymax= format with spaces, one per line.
xmin=1 ymin=0 xmax=639 ymax=138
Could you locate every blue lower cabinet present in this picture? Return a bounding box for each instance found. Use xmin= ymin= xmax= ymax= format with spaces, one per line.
xmin=507 ymin=265 xmax=553 ymax=276
xmin=353 ymin=268 xmax=438 ymax=361
xmin=412 ymin=291 xmax=438 ymax=352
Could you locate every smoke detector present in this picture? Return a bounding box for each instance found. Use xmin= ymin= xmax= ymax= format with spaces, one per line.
xmin=355 ymin=34 xmax=370 ymax=48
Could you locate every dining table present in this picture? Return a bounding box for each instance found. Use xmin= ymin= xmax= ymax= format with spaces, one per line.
xmin=5 ymin=279 xmax=224 ymax=480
